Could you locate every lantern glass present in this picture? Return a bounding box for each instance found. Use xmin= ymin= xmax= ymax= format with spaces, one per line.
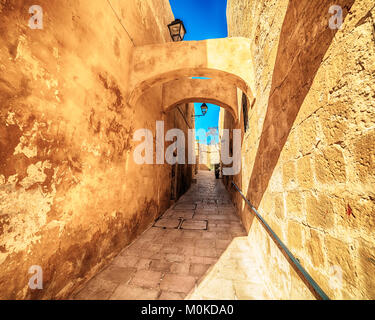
xmin=168 ymin=19 xmax=186 ymax=42
xmin=179 ymin=24 xmax=186 ymax=40
xmin=201 ymin=103 xmax=208 ymax=115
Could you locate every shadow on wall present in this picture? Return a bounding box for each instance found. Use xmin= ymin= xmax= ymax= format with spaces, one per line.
xmin=246 ymin=0 xmax=355 ymax=209
xmin=233 ymin=0 xmax=356 ymax=299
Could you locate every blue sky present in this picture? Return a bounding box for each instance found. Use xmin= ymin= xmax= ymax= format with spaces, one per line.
xmin=169 ymin=0 xmax=228 ymax=144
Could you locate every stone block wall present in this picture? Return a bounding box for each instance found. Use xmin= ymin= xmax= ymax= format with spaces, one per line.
xmin=226 ymin=0 xmax=375 ymax=299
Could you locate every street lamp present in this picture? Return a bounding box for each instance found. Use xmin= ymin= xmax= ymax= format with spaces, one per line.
xmin=168 ymin=19 xmax=186 ymax=42
xmin=192 ymin=103 xmax=208 ymax=118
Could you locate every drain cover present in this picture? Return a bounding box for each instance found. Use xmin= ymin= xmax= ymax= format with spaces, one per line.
xmin=153 ymin=218 xmax=181 ymax=229
xmin=180 ymin=219 xmax=208 ymax=230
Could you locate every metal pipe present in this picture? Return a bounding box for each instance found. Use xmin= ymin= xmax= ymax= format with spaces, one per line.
xmin=177 ymin=105 xmax=192 ymax=129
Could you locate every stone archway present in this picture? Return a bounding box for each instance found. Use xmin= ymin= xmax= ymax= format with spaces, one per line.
xmin=127 ymin=37 xmax=255 ymax=106
xmin=162 ymin=78 xmax=239 ymax=123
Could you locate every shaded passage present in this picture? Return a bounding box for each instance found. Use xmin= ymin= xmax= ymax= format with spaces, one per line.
xmin=74 ymin=171 xmax=269 ymax=300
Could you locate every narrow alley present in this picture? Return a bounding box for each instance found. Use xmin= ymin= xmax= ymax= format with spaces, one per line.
xmin=74 ymin=171 xmax=269 ymax=300
xmin=1 ymin=0 xmax=374 ymax=302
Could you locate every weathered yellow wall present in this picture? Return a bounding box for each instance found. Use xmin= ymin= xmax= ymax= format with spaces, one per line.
xmin=0 ymin=0 xmax=194 ymax=299
xmin=167 ymin=103 xmax=196 ymax=199
xmin=226 ymin=0 xmax=375 ymax=299
xmin=196 ymin=143 xmax=221 ymax=171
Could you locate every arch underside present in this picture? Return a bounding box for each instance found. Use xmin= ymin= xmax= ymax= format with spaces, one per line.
xmin=129 ymin=68 xmax=253 ymax=108
xmin=162 ymin=78 xmax=239 ymax=123
xmin=166 ymin=97 xmax=237 ymax=123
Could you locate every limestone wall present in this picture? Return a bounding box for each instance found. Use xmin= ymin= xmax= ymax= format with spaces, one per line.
xmin=0 ymin=0 xmax=194 ymax=299
xmin=226 ymin=0 xmax=375 ymax=299
xmin=199 ymin=144 xmax=221 ymax=170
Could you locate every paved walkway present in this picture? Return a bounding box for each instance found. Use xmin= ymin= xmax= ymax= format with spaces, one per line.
xmin=74 ymin=171 xmax=270 ymax=300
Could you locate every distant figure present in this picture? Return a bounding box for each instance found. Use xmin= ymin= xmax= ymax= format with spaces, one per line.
xmin=214 ymin=164 xmax=220 ymax=179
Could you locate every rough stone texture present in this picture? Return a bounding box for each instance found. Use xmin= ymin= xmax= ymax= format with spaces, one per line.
xmin=0 ymin=0 xmax=196 ymax=299
xmin=225 ymin=0 xmax=375 ymax=299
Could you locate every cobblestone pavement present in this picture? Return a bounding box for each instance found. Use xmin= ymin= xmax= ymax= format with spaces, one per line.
xmin=74 ymin=171 xmax=270 ymax=300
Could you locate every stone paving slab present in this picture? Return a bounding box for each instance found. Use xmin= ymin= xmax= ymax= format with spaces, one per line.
xmin=180 ymin=219 xmax=207 ymax=230
xmin=73 ymin=171 xmax=270 ymax=300
xmin=154 ymin=218 xmax=181 ymax=229
xmin=165 ymin=210 xmax=195 ymax=219
xmin=187 ymin=237 xmax=270 ymax=300
xmin=174 ymin=203 xmax=197 ymax=210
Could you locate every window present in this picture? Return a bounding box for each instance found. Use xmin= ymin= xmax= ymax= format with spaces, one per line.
xmin=242 ymin=93 xmax=249 ymax=132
